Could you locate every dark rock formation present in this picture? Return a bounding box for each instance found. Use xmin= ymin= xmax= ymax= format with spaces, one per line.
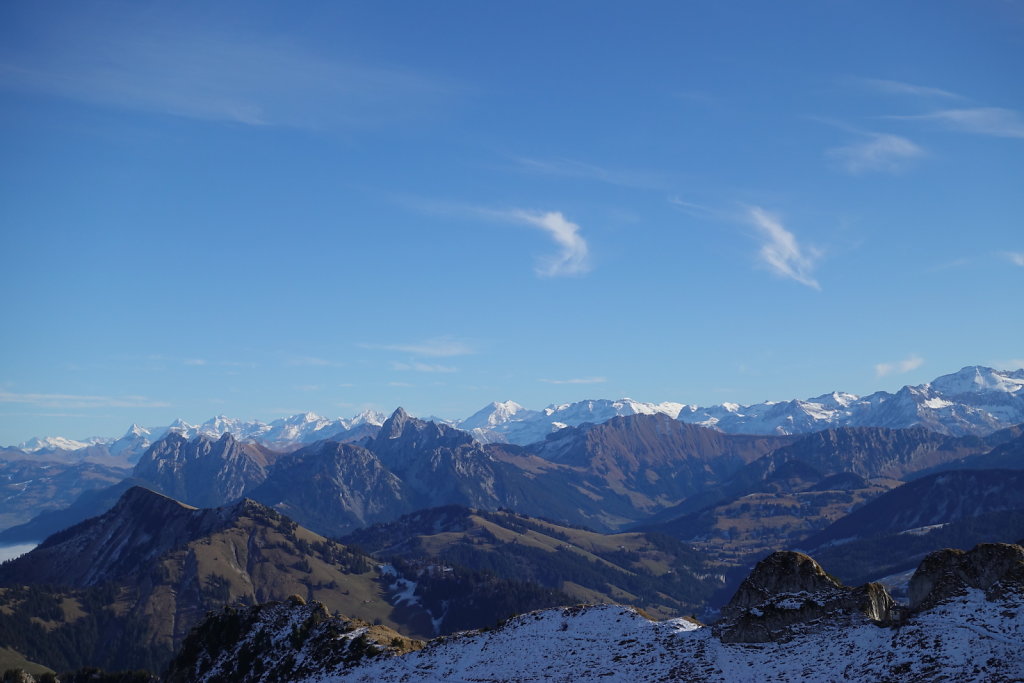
xmin=908 ymin=542 xmax=1024 ymax=611
xmin=165 ymin=597 xmax=420 ymax=683
xmin=714 ymin=551 xmax=894 ymax=643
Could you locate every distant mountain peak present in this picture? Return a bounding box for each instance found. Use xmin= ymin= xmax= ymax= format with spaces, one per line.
xmin=17 ymin=435 xmax=93 ymax=453
xmin=379 ymin=407 xmax=413 ymax=439
xmin=930 ymin=365 xmax=1024 ymax=396
xmin=123 ymin=423 xmax=150 ymax=438
xmin=288 ymin=411 xmax=325 ymax=424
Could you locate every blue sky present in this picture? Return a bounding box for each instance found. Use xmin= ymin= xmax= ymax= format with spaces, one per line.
xmin=1 ymin=1 xmax=1022 ymax=444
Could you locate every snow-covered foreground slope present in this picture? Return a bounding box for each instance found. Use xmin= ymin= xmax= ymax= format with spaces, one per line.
xmin=316 ymin=595 xmax=1021 ymax=682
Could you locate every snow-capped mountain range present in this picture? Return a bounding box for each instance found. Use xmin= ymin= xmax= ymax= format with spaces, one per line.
xmin=15 ymin=410 xmax=388 ymax=457
xmin=11 ymin=365 xmax=1024 ymax=453
xmin=461 ymin=365 xmax=1024 ymax=444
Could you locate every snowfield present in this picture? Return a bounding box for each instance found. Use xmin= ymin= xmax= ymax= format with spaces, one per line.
xmin=301 ymin=595 xmax=1022 ymax=683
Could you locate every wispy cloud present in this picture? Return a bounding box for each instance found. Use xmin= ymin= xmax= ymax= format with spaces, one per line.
xmin=1003 ymin=252 xmax=1024 ymax=267
xmin=0 ymin=391 xmax=170 ymax=409
xmin=509 ymin=210 xmax=591 ymax=277
xmin=668 ymin=196 xmax=725 ymax=219
xmin=887 ymin=108 xmax=1024 ymax=138
xmin=539 ymin=377 xmax=607 ymax=385
xmin=387 ymin=381 xmax=415 ymax=388
xmin=404 ymin=200 xmax=592 ymax=278
xmin=875 ymin=354 xmax=924 ymax=377
xmin=183 ymin=358 xmax=208 ymax=366
xmin=392 ymin=361 xmax=457 ymax=373
xmin=747 ymin=207 xmax=822 ymax=290
xmin=858 ymin=78 xmax=962 ymax=100
xmin=0 ymin=12 xmax=453 ymax=128
xmin=365 ymin=337 xmax=475 ymax=357
xmin=827 ymin=133 xmax=925 ymax=174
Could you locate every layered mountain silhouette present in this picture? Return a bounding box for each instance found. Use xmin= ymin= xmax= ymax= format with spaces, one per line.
xmin=4 ymin=365 xmax=1022 ymax=546
xmin=6 ymin=407 xmax=1023 ymax=549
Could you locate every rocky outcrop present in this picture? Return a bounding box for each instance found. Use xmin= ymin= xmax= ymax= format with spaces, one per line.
xmin=165 ymin=596 xmax=420 ymax=683
xmin=714 ymin=551 xmax=894 ymax=643
xmin=908 ymin=543 xmax=1024 ymax=611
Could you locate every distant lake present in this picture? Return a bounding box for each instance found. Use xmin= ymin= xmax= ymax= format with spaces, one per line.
xmin=0 ymin=543 xmax=36 ymax=562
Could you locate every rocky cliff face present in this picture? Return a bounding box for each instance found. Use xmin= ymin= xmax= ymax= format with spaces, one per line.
xmin=249 ymin=440 xmax=414 ymax=537
xmin=908 ymin=543 xmax=1024 ymax=611
xmin=370 ymin=408 xmax=477 ymax=471
xmin=714 ymin=551 xmax=895 ymax=643
xmin=132 ymin=432 xmax=278 ymax=508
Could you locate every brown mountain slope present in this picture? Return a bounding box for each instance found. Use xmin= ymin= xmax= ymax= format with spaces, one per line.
xmin=0 ymin=487 xmax=434 ymax=673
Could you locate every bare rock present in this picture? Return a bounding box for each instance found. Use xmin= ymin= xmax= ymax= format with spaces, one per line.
xmin=908 ymin=542 xmax=1024 ymax=611
xmin=715 ymin=551 xmax=894 ymax=643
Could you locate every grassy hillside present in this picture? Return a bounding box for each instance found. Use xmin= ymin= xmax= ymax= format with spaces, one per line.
xmin=0 ymin=492 xmax=437 ymax=673
xmin=345 ymin=506 xmax=719 ymax=619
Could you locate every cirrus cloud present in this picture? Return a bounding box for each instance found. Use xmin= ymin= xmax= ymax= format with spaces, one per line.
xmin=828 ymin=133 xmax=925 ymax=174
xmin=1004 ymin=252 xmax=1024 ymax=267
xmin=886 ymin=108 xmax=1024 ymax=139
xmin=363 ymin=336 xmax=475 ymax=357
xmin=510 ymin=210 xmax=591 ymax=278
xmin=747 ymin=207 xmax=822 ymax=290
xmin=0 ymin=390 xmax=170 ymax=409
xmin=875 ymin=354 xmax=924 ymax=377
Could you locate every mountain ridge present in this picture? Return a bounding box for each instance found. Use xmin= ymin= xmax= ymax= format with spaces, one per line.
xmin=9 ymin=365 xmax=1023 ymax=453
